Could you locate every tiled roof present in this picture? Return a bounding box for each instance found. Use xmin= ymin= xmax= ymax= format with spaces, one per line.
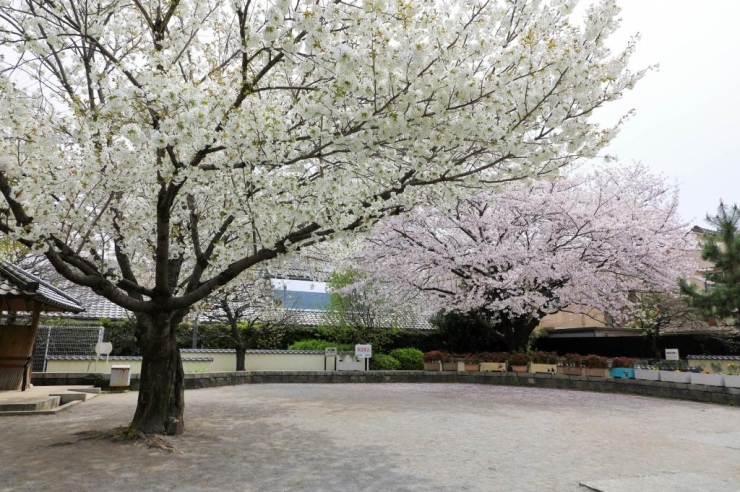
xmin=46 ymin=355 xmax=215 ymax=362
xmin=196 ymin=306 xmax=434 ymax=331
xmin=15 ymin=257 xmax=129 ymax=320
xmin=59 ymin=284 xmax=130 ymax=320
xmin=286 ymin=309 xmax=435 ymax=330
xmin=181 ymin=348 xmax=236 ymax=353
xmin=0 ymin=261 xmax=84 ymax=313
xmin=687 ymin=355 xmax=740 ymax=360
xmin=244 ymin=349 xmax=324 ymax=355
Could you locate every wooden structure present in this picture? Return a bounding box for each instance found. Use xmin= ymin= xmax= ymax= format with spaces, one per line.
xmin=0 ymin=261 xmax=83 ymax=391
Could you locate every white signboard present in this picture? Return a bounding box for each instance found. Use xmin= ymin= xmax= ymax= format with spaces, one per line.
xmin=665 ymin=348 xmax=679 ymax=361
xmin=355 ymin=344 xmax=372 ymax=358
xmin=324 ymin=347 xmax=337 ymax=357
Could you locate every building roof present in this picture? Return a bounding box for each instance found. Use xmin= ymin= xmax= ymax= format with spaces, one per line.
xmin=0 ymin=261 xmax=84 ymax=313
xmin=57 ymin=282 xmax=130 ymax=320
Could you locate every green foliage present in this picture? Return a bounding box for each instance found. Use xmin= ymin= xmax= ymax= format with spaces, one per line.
xmin=0 ymin=236 xmax=29 ymax=263
xmin=314 ymin=323 xmax=400 ymax=352
xmin=681 ymin=202 xmax=740 ymax=326
xmin=288 ymin=339 xmax=354 ymax=352
xmin=388 ymin=348 xmax=424 ymax=370
xmin=369 ymin=353 xmax=401 ymax=370
xmin=429 ymin=310 xmax=502 ymax=353
xmin=654 ymin=359 xmax=688 ymax=371
xmin=41 ymin=316 xmax=140 ymax=356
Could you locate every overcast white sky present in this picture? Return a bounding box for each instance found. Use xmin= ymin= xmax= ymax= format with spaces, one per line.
xmin=594 ymin=0 xmax=740 ymax=226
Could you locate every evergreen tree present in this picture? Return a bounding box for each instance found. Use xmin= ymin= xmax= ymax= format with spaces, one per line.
xmin=681 ymin=202 xmax=740 ymax=326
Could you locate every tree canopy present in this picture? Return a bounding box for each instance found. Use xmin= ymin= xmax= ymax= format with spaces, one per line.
xmin=353 ymin=164 xmax=696 ymax=350
xmin=0 ymin=0 xmax=644 ymax=433
xmin=681 ymin=202 xmax=740 ymax=326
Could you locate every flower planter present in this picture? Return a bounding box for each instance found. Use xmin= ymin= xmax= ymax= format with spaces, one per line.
xmin=424 ymin=362 xmax=441 ymax=371
xmin=634 ymin=369 xmax=660 ymax=381
xmin=724 ymin=375 xmax=740 ymax=388
xmin=529 ymin=363 xmax=557 ymax=374
xmin=480 ymin=362 xmax=507 ymax=372
xmin=584 ymin=368 xmax=607 ymax=377
xmin=510 ymin=365 xmax=529 ymax=373
xmin=609 ymin=368 xmax=635 ymax=379
xmin=659 ymin=371 xmax=691 ymax=383
xmin=442 ymin=362 xmax=463 ymax=372
xmin=464 ymin=363 xmax=480 ymax=372
xmin=690 ymin=373 xmax=724 ymax=386
xmin=561 ymin=366 xmax=583 ymax=376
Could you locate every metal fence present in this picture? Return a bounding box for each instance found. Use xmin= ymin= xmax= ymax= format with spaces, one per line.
xmin=32 ymin=325 xmax=104 ymax=372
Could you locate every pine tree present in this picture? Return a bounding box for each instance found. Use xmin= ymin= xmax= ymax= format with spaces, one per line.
xmin=681 ymin=202 xmax=740 ymax=326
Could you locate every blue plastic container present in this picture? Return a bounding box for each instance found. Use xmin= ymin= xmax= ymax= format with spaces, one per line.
xmin=610 ymin=368 xmax=635 ymax=379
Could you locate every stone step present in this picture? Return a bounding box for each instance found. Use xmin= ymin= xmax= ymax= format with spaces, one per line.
xmin=68 ymin=386 xmax=101 ymax=395
xmin=49 ymin=391 xmax=96 ymax=404
xmin=0 ymin=396 xmax=60 ymax=412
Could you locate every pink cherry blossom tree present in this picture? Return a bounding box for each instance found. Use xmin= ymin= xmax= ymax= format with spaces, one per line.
xmin=355 ymin=164 xmax=697 ymax=351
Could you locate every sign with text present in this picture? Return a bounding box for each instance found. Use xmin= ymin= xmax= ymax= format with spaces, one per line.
xmin=324 ymin=347 xmax=337 ymax=357
xmin=355 ymin=344 xmax=372 ymax=358
xmin=665 ymin=348 xmax=679 ymax=361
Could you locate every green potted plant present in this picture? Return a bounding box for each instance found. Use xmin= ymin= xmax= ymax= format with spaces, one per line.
xmin=689 ymin=362 xmax=725 ymax=387
xmin=583 ymin=354 xmax=608 ymax=377
xmin=609 ymin=357 xmax=635 ymax=379
xmin=479 ymin=352 xmax=508 ymax=372
xmin=561 ymin=353 xmax=583 ymax=376
xmin=529 ymin=351 xmax=558 ymax=374
xmin=508 ymin=352 xmax=531 ymax=373
xmin=423 ymin=350 xmax=446 ymax=371
xmin=725 ymin=363 xmax=740 ymax=388
xmin=634 ymin=361 xmax=660 ymax=381
xmin=656 ymin=359 xmax=691 ymax=383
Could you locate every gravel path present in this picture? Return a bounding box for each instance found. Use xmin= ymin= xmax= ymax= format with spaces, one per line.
xmin=1 ymin=383 xmax=739 ymax=491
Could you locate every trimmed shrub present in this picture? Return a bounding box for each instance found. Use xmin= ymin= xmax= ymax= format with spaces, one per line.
xmin=288 ymin=339 xmax=354 ymax=352
xmin=370 ymin=353 xmax=401 ymax=370
xmin=389 ymin=348 xmax=424 ymax=370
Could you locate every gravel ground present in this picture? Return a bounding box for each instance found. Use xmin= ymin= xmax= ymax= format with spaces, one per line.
xmin=1 ymin=383 xmax=739 ymax=491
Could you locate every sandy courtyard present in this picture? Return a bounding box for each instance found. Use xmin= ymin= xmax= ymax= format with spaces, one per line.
xmin=1 ymin=383 xmax=739 ymax=491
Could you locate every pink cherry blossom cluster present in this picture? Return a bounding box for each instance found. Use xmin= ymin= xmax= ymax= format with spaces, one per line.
xmin=355 ymin=163 xmax=697 ymax=323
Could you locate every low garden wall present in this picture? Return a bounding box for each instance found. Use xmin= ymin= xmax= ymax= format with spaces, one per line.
xmin=32 ymin=370 xmax=740 ymax=406
xmin=44 ymin=349 xmax=339 ymax=374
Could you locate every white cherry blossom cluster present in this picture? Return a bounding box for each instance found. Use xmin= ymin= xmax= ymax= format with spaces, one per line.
xmin=0 ymin=0 xmax=644 ymax=312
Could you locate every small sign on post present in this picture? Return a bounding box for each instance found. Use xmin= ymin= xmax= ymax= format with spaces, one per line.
xmin=665 ymin=348 xmax=679 ymax=361
xmin=355 ymin=344 xmax=372 ymax=358
xmin=324 ymin=347 xmax=337 ymax=357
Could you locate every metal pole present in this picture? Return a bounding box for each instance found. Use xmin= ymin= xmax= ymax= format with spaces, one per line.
xmin=42 ymin=326 xmax=51 ymax=373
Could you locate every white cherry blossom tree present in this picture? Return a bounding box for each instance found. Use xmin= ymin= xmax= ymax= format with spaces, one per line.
xmin=0 ymin=0 xmax=643 ymax=434
xmin=354 ymin=164 xmax=697 ymax=350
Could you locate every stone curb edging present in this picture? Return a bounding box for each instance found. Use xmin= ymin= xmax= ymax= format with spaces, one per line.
xmin=32 ymin=371 xmax=740 ymax=406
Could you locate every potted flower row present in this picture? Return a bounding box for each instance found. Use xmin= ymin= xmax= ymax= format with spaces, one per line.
xmin=634 ymin=360 xmax=736 ymax=387
xmin=422 ymin=351 xmax=460 ymax=371
xmin=495 ymin=351 xmax=558 ymax=374
xmin=560 ymin=354 xmax=611 ymax=377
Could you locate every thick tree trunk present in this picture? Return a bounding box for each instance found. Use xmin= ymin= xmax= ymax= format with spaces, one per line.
xmin=131 ymin=312 xmax=185 ymax=435
xmin=236 ymin=345 xmax=246 ymax=371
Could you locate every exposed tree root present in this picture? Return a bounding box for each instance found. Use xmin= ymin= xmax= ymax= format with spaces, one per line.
xmin=50 ymin=426 xmax=182 ymax=453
